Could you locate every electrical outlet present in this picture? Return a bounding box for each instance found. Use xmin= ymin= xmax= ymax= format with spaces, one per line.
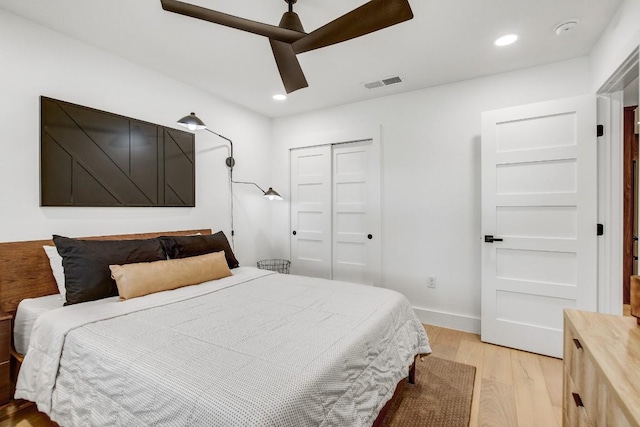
xmin=427 ymin=276 xmax=436 ymax=288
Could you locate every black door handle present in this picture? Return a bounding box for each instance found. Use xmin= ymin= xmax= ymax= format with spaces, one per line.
xmin=292 ymin=231 xmax=297 ymax=236
xmin=484 ymin=235 xmax=504 ymax=243
xmin=367 ymin=234 xmax=373 ymax=240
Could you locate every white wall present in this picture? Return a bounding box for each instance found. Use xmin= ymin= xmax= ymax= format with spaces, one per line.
xmin=271 ymin=57 xmax=592 ymax=332
xmin=623 ymin=76 xmax=639 ymax=106
xmin=0 ymin=9 xmax=273 ymax=266
xmin=590 ymin=0 xmax=640 ymax=91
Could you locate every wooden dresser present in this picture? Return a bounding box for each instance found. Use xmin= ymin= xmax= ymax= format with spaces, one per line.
xmin=563 ymin=309 xmax=640 ymax=427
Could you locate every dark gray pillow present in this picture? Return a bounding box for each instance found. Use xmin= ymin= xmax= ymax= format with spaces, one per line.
xmin=159 ymin=231 xmax=239 ymax=269
xmin=53 ymin=235 xmax=166 ymax=305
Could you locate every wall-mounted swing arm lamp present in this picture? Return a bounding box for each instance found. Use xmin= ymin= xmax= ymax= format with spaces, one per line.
xmin=176 ymin=112 xmax=282 ymax=201
xmin=177 ymin=112 xmax=282 ymax=247
xmin=234 ymin=181 xmax=283 ymax=201
xmin=177 ymin=112 xmax=235 ymax=168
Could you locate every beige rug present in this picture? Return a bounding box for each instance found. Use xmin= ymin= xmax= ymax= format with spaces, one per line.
xmin=382 ymin=356 xmax=476 ymax=427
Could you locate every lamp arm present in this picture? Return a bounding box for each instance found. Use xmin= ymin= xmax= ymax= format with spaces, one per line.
xmin=204 ymin=128 xmax=234 ymax=169
xmin=232 ymin=180 xmax=266 ymax=194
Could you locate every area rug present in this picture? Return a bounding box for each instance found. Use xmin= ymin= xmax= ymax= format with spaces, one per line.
xmin=382 ymin=356 xmax=476 ymax=427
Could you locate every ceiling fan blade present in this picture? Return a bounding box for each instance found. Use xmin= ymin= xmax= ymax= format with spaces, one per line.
xmin=292 ymin=0 xmax=413 ymax=54
xmin=270 ymin=40 xmax=308 ymax=94
xmin=161 ymin=0 xmax=306 ymax=44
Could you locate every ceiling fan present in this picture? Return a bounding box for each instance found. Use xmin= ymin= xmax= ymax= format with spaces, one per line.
xmin=160 ymin=0 xmax=414 ymax=94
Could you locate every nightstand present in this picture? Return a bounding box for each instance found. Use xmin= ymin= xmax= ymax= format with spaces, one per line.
xmin=0 ymin=310 xmax=11 ymax=406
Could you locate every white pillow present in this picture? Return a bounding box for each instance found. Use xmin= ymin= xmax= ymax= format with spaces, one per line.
xmin=43 ymin=245 xmax=65 ymax=297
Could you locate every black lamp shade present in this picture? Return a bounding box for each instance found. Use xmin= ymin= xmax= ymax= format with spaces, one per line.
xmin=264 ymin=187 xmax=283 ymax=201
xmin=177 ymin=112 xmax=206 ymax=131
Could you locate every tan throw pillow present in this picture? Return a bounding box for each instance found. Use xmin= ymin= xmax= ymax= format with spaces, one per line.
xmin=110 ymin=250 xmax=232 ymax=301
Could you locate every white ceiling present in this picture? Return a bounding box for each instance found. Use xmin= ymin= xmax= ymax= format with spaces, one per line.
xmin=0 ymin=0 xmax=624 ymax=118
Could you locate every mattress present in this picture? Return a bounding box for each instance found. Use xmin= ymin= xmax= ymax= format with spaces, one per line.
xmin=16 ymin=267 xmax=431 ymax=426
xmin=14 ymin=294 xmax=65 ymax=355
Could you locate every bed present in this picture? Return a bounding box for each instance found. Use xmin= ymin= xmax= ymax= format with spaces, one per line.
xmin=0 ymin=229 xmax=431 ymax=426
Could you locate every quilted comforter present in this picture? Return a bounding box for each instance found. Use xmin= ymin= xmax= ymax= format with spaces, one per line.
xmin=16 ymin=267 xmax=431 ymax=426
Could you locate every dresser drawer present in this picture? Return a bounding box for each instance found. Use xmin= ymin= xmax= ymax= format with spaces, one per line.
xmin=564 ymin=322 xmax=585 ymax=387
xmin=563 ymin=310 xmax=640 ymax=427
xmin=563 ymin=365 xmax=593 ymax=427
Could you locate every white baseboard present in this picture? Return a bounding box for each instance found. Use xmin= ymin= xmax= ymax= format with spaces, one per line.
xmin=412 ymin=306 xmax=481 ymax=334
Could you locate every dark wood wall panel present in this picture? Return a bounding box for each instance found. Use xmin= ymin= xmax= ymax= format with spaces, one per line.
xmin=41 ymin=134 xmax=73 ymax=205
xmin=130 ymin=122 xmax=160 ymax=204
xmin=41 ymin=97 xmax=195 ymax=207
xmin=164 ymin=128 xmax=195 ymax=206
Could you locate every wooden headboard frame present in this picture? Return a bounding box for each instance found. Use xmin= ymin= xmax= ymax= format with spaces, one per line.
xmin=0 ymin=229 xmax=212 ymax=313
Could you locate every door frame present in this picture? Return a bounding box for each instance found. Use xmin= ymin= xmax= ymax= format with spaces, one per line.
xmin=287 ymin=125 xmax=383 ymax=285
xmin=597 ymin=48 xmax=639 ymax=315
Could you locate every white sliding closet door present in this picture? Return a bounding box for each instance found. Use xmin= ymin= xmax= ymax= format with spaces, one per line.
xmin=332 ymin=141 xmax=380 ymax=286
xmin=290 ymin=140 xmax=380 ymax=285
xmin=290 ymin=145 xmax=332 ymax=278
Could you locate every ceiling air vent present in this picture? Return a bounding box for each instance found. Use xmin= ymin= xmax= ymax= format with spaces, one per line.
xmin=382 ymin=76 xmax=402 ymax=85
xmin=363 ymin=76 xmax=403 ymax=89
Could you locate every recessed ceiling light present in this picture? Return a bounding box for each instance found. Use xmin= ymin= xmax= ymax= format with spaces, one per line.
xmin=272 ymin=94 xmax=287 ymax=101
xmin=494 ymin=34 xmax=518 ymax=47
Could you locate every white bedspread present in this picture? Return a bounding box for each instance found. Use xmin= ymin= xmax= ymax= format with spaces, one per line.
xmin=16 ymin=267 xmax=431 ymax=426
xmin=14 ymin=294 xmax=64 ymax=355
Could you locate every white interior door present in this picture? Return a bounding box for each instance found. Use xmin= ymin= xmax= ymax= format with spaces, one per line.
xmin=332 ymin=141 xmax=381 ymax=286
xmin=290 ymin=145 xmax=332 ymax=278
xmin=481 ymin=95 xmax=597 ymax=358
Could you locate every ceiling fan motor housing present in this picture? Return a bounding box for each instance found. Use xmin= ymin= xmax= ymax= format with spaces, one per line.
xmin=279 ymin=11 xmax=305 ymax=32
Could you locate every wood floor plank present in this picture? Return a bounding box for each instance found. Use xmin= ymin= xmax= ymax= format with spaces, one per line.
xmin=455 ymin=338 xmax=484 ymax=427
xmin=511 ymin=349 xmax=559 ymax=427
xmin=539 ymin=355 xmax=563 ymax=427
xmin=423 ymin=324 xmax=442 ymax=346
xmin=454 ymin=335 xmax=483 ymax=366
xmin=0 ymin=404 xmax=54 ymax=427
xmin=459 ymin=329 xmax=483 ymax=343
xmin=539 ymin=355 xmax=563 ymax=408
xmin=478 ymin=378 xmax=518 ymax=427
xmin=428 ymin=327 xmax=461 ymax=360
xmin=482 ymin=344 xmax=513 ymax=385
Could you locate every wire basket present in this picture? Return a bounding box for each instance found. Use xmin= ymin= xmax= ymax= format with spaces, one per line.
xmin=257 ymin=259 xmax=291 ymax=274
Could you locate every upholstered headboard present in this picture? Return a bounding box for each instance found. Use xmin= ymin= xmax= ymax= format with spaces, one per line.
xmin=0 ymin=229 xmax=211 ymax=313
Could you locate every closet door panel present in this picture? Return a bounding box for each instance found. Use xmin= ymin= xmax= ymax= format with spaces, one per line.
xmin=290 ymin=145 xmax=332 ymax=278
xmin=332 ymin=141 xmax=380 ymax=286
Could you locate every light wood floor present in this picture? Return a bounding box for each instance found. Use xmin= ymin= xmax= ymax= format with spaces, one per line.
xmin=0 ymin=324 xmax=563 ymax=427
xmin=424 ymin=324 xmax=563 ymax=427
